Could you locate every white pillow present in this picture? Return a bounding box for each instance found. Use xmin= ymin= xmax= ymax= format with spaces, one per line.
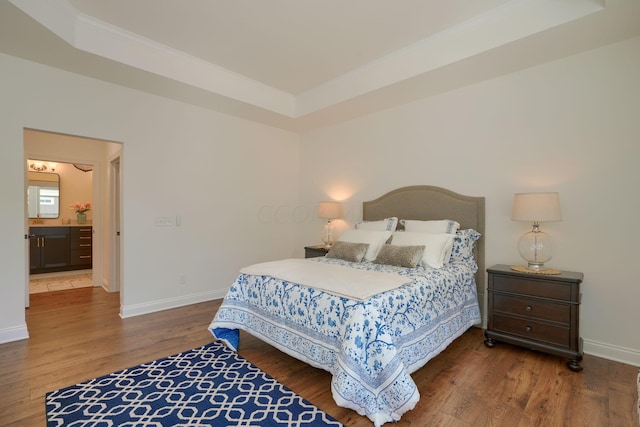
xmin=390 ymin=232 xmax=454 ymax=269
xmin=337 ymin=229 xmax=392 ymax=262
xmin=355 ymin=217 xmax=398 ymax=232
xmin=401 ymin=219 xmax=460 ymax=234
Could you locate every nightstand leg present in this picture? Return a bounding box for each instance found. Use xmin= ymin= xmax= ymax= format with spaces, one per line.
xmin=567 ymin=358 xmax=583 ymax=372
xmin=483 ymin=334 xmax=496 ymax=348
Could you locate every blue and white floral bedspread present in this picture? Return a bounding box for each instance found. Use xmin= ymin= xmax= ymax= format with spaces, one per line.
xmin=208 ymin=257 xmax=481 ymax=426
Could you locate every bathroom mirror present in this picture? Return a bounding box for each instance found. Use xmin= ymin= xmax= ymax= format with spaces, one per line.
xmin=27 ymin=171 xmax=60 ymax=219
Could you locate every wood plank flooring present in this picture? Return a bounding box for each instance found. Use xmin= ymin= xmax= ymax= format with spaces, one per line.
xmin=0 ymin=287 xmax=637 ymax=426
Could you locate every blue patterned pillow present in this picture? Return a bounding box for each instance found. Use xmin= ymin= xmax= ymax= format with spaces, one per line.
xmin=449 ymin=229 xmax=481 ymax=271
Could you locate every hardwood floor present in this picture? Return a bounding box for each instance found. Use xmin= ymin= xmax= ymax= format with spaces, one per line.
xmin=1 ymin=287 xmax=637 ymax=426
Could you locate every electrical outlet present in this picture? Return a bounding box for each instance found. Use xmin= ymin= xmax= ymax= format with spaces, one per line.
xmin=179 ymin=274 xmax=187 ymax=285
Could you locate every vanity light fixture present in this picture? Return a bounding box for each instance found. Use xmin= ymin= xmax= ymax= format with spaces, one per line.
xmin=511 ymin=192 xmax=562 ymax=272
xmin=29 ymin=161 xmax=55 ymax=172
xmin=73 ymin=163 xmax=93 ymax=172
xmin=317 ymin=201 xmax=341 ymax=248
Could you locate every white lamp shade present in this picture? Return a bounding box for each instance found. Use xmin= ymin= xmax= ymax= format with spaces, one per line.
xmin=317 ymin=201 xmax=341 ymax=219
xmin=511 ymin=192 xmax=562 ymax=222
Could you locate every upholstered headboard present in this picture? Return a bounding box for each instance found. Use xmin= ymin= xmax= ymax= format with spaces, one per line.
xmin=363 ymin=185 xmax=485 ymax=321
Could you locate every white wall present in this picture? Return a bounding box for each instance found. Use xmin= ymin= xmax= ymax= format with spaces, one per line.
xmin=1 ymin=34 xmax=638 ymax=367
xmin=297 ymin=36 xmax=640 ymax=366
xmin=0 ymin=52 xmax=300 ymax=343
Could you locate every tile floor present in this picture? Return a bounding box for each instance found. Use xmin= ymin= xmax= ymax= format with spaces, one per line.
xmin=29 ymin=273 xmax=93 ymax=294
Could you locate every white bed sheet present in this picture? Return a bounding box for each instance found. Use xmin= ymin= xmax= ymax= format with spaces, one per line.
xmin=209 ymin=257 xmax=481 ymax=426
xmin=240 ymin=258 xmax=411 ymax=300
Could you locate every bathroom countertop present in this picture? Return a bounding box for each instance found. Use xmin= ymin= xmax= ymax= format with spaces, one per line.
xmin=29 ymin=223 xmax=92 ymax=227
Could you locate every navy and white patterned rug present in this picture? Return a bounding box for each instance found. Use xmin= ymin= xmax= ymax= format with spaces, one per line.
xmin=46 ymin=341 xmax=345 ymax=426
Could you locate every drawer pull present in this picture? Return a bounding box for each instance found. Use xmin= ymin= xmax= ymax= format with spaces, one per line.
xmin=80 ymin=244 xmax=91 ymax=247
xmin=525 ymin=326 xmax=532 ymax=333
xmin=525 ymin=305 xmax=533 ymax=312
xmin=79 ymin=237 xmax=91 ymax=239
xmin=79 ymin=255 xmax=92 ymax=259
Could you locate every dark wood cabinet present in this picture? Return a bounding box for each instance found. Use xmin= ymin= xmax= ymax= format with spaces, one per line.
xmin=30 ymin=227 xmax=70 ymax=272
xmin=70 ymin=227 xmax=93 ymax=268
xmin=29 ymin=226 xmax=92 ymax=274
xmin=484 ymin=264 xmax=584 ymax=371
xmin=304 ymin=245 xmax=329 ymax=258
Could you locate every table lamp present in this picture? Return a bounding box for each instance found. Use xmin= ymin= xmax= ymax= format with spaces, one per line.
xmin=511 ymin=192 xmax=562 ymax=272
xmin=317 ymin=201 xmax=341 ymax=247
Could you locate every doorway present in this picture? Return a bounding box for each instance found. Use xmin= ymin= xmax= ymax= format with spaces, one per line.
xmin=24 ymin=128 xmax=123 ymax=307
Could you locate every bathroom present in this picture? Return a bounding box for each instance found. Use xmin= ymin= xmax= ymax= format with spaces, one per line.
xmin=27 ymin=158 xmax=93 ymax=293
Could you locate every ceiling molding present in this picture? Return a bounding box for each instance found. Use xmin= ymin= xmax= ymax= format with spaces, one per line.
xmin=9 ymin=0 xmax=295 ymax=117
xmin=295 ymin=0 xmax=605 ymax=116
xmin=4 ymin=0 xmax=640 ymax=132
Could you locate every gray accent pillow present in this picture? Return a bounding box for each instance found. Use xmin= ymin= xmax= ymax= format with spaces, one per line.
xmin=326 ymin=241 xmax=369 ymax=263
xmin=374 ymin=244 xmax=426 ymax=268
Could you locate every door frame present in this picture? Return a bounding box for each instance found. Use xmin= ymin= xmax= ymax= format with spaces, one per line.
xmin=109 ymin=154 xmax=123 ymax=296
xmin=23 ymin=129 xmax=123 ymax=308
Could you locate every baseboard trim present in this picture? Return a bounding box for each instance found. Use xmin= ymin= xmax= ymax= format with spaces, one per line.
xmin=0 ymin=323 xmax=29 ymax=344
xmin=584 ymin=338 xmax=640 ymax=367
xmin=100 ymin=277 xmax=118 ymax=293
xmin=120 ymin=289 xmax=227 ymax=319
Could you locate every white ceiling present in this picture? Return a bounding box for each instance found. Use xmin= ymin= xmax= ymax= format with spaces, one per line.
xmin=66 ymin=0 xmax=512 ymax=94
xmin=2 ymin=0 xmax=640 ymax=131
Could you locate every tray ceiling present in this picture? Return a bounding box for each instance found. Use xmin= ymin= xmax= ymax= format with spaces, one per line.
xmin=2 ymin=0 xmax=640 ymax=131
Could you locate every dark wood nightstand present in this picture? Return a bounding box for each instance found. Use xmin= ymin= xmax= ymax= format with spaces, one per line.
xmin=304 ymin=245 xmax=329 ymax=258
xmin=484 ymin=264 xmax=584 ymax=371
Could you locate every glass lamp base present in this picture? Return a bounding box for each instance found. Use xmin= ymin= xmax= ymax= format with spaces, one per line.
xmin=526 ymin=262 xmax=546 ymax=272
xmin=517 ymin=226 xmax=555 ymax=271
xmin=321 ymin=221 xmax=334 ymax=247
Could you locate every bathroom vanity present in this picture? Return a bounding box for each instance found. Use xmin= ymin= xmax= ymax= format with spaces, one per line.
xmin=29 ymin=226 xmax=92 ymax=274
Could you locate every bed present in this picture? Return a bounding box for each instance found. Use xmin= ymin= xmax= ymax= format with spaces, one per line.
xmin=209 ymin=185 xmax=485 ymax=426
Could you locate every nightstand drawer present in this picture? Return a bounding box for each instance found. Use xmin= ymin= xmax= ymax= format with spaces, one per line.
xmin=493 ymin=293 xmax=570 ymax=324
xmin=493 ymin=314 xmax=570 ymax=347
xmin=492 ymin=275 xmax=572 ymax=301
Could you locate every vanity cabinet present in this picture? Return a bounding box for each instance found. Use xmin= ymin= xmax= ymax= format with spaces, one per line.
xmin=70 ymin=227 xmax=93 ymax=268
xmin=29 ymin=227 xmax=70 ymax=272
xmin=29 ymin=226 xmax=92 ymax=274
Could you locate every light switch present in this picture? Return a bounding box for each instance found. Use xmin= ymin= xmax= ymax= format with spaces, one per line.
xmin=154 ymin=216 xmax=174 ymax=227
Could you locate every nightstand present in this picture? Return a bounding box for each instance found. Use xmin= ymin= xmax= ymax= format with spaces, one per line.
xmin=304 ymin=245 xmax=329 ymax=258
xmin=484 ymin=264 xmax=584 ymax=371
